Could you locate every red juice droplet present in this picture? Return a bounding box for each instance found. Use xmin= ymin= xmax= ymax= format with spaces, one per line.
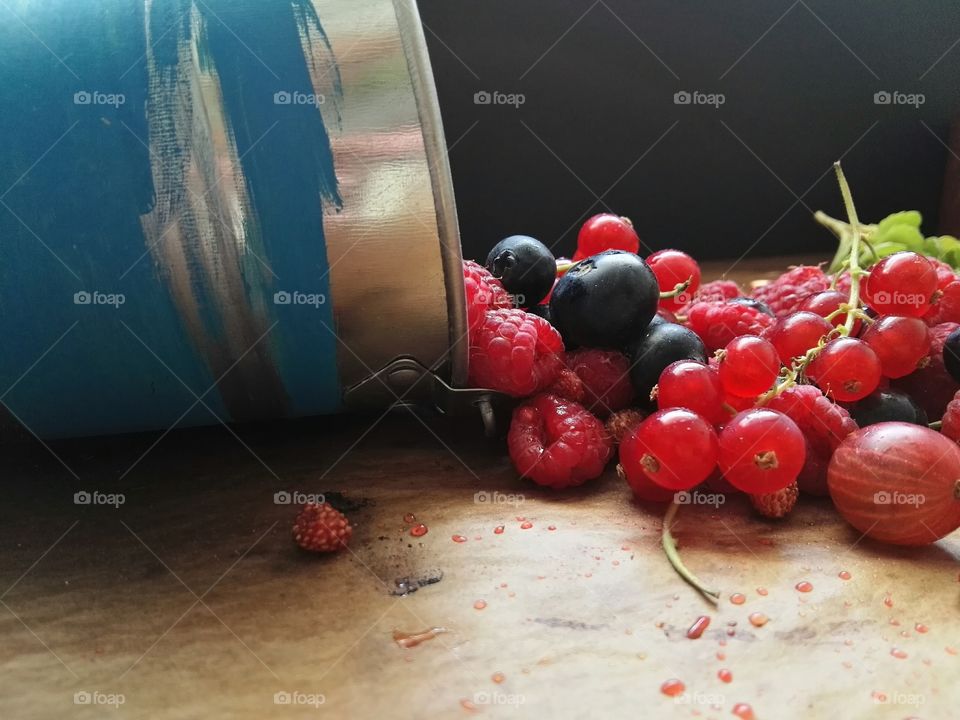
xmin=493 ymin=525 xmax=505 ymax=535
xmin=491 ymin=671 xmax=505 ymax=684
xmin=716 ymin=651 xmax=726 ymax=661
xmin=515 ymin=516 xmax=525 ymax=522
xmin=660 ymin=679 xmax=685 ymax=697
xmin=730 ymin=593 xmax=746 ymax=605
xmin=410 ymin=523 xmax=428 ymax=537
xmin=459 ymin=698 xmax=478 ymax=713
xmin=915 ymin=623 xmax=929 ymax=633
xmin=731 ymin=702 xmax=755 ymax=720
xmin=947 ymin=646 xmax=958 ymax=656
xmin=393 ymin=627 xmax=446 ymax=648
xmin=884 ymin=596 xmax=893 ymax=608
xmin=838 ymin=570 xmax=851 ymax=580
xmin=547 ymin=525 xmax=557 ymax=531
xmin=520 ymin=521 xmax=533 ymax=529
xmin=718 ymin=668 xmax=733 ymax=683
xmin=452 ymin=535 xmax=467 ymax=543
xmin=891 ymin=647 xmax=908 ymax=659
xmin=795 ymin=581 xmax=813 ymax=593
xmin=748 ymin=612 xmax=768 ymax=627
xmin=473 ymin=599 xmax=487 ymax=610
xmin=686 ymin=615 xmax=711 ymax=639
xmin=756 ymin=587 xmax=768 ymax=596
xmin=403 ymin=513 xmax=416 ymax=524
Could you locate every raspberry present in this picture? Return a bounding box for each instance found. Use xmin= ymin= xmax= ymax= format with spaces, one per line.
xmin=751 ymin=266 xmax=830 ymax=317
xmin=928 ymin=258 xmax=957 ymax=291
xmin=292 ymin=502 xmax=353 ymax=552
xmin=508 ymin=394 xmax=613 ymax=489
xmin=765 ymin=384 xmax=857 ymax=496
xmin=564 ymin=348 xmax=635 ymax=417
xmin=468 ymin=308 xmax=564 ymax=397
xmin=605 ymin=408 xmax=646 ymax=444
xmin=464 ymin=260 xmax=512 ymax=334
xmin=924 ymin=280 xmax=960 ymax=325
xmin=750 ymin=482 xmax=799 ymax=518
xmin=677 ymin=279 xmax=741 ymax=314
xmin=891 ymin=322 xmax=960 ymax=420
xmin=685 ymin=300 xmax=775 ymax=352
xmin=546 ymin=367 xmax=585 ymax=403
xmin=942 ymin=390 xmax=960 ymax=443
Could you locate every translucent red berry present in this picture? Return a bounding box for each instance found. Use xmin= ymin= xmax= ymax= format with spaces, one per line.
xmin=619 ymin=408 xmax=718 ymax=491
xmin=718 ymin=409 xmax=806 ymax=493
xmin=647 ymin=249 xmax=702 ymax=312
xmin=657 ymin=360 xmax=726 ymax=425
xmin=763 ymin=311 xmax=832 ymax=365
xmin=860 ymin=316 xmax=931 ymax=379
xmin=574 ymin=214 xmax=640 ymax=260
xmin=718 ymin=336 xmax=780 ymax=397
xmin=799 ymin=290 xmax=861 ymax=333
xmin=806 ymin=337 xmax=881 ymax=402
xmin=862 ymin=251 xmax=937 ymax=318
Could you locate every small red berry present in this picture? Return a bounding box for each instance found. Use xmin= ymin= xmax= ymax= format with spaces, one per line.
xmin=657 ymin=360 xmax=726 ymax=425
xmin=806 ymin=337 xmax=881 ymax=402
xmin=647 ymin=249 xmax=702 ymax=312
xmin=463 ymin=260 xmax=513 ymax=334
xmin=619 ymin=408 xmax=719 ymax=491
xmin=860 ymin=316 xmax=931 ymax=378
xmin=862 ymin=251 xmax=937 ymax=317
xmin=618 ymin=461 xmax=675 ymax=502
xmin=799 ymin=290 xmax=861 ymax=334
xmin=684 ymin=300 xmax=775 ymax=352
xmin=924 ymin=279 xmax=960 ymax=325
xmin=575 ymin=214 xmax=640 ymax=259
xmin=293 ymin=502 xmax=353 ymax=553
xmin=718 ymin=335 xmax=780 ymax=397
xmin=762 ymin=311 xmax=832 ymax=365
xmin=751 ymin=265 xmax=831 ymax=317
xmin=718 ymin=409 xmax=806 ymax=493
xmin=750 ymin=482 xmax=799 ymax=518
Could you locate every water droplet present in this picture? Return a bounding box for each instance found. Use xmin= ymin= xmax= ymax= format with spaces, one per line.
xmin=718 ymin=668 xmax=733 ymax=683
xmin=452 ymin=535 xmax=467 ymax=543
xmin=410 ymin=523 xmax=428 ymax=537
xmin=884 ymin=596 xmax=894 ymax=608
xmin=731 ymin=702 xmax=755 ymax=720
xmin=660 ymin=679 xmax=685 ymax=697
xmin=460 ymin=698 xmax=478 ymax=713
xmin=795 ymin=580 xmax=813 ymax=593
xmin=716 ymin=651 xmax=726 ymax=661
xmin=473 ymin=599 xmax=487 ymax=610
xmin=491 ymin=671 xmax=505 ymax=684
xmin=838 ymin=570 xmax=851 ymax=580
xmin=891 ymin=647 xmax=908 ymax=659
xmin=612 ymin=560 xmax=620 ymax=566
xmin=403 ymin=513 xmax=416 ymax=524
xmin=915 ymin=623 xmax=929 ymax=633
xmin=890 ymin=618 xmax=901 ymax=626
xmin=756 ymin=587 xmax=768 ymax=596
xmin=946 ymin=646 xmax=958 ymax=656
xmin=493 ymin=525 xmax=505 ymax=535
xmin=520 ymin=521 xmax=533 ymax=530
xmin=547 ymin=525 xmax=557 ymax=531
xmin=748 ymin=612 xmax=768 ymax=627
xmin=500 ymin=582 xmax=508 ymax=588
xmin=515 ymin=516 xmax=525 ymax=522
xmin=686 ymin=615 xmax=711 ymax=639
xmin=730 ymin=593 xmax=746 ymax=605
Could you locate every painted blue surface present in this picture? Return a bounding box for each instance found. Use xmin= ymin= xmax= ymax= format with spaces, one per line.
xmin=0 ymin=0 xmax=343 ymax=438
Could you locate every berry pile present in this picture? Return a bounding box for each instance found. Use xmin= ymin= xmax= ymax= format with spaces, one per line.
xmin=462 ymin=162 xmax=960 ymax=591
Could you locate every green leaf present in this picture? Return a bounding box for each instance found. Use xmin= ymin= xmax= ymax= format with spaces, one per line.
xmin=876 ymin=210 xmax=922 ymax=232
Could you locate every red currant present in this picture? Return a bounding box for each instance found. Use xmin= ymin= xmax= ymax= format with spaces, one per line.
xmin=619 ymin=408 xmax=718 ymax=491
xmin=763 ymin=311 xmax=832 ymax=365
xmin=862 ymin=251 xmax=937 ymax=318
xmin=799 ymin=290 xmax=861 ymax=334
xmin=806 ymin=337 xmax=882 ymax=402
xmin=618 ymin=462 xmax=675 ymax=502
xmin=657 ymin=360 xmax=726 ymax=425
xmin=718 ymin=336 xmax=780 ymax=397
xmin=860 ymin=316 xmax=931 ymax=378
xmin=574 ymin=214 xmax=640 ymax=260
xmin=718 ymin=409 xmax=806 ymax=493
xmin=647 ymin=249 xmax=702 ymax=312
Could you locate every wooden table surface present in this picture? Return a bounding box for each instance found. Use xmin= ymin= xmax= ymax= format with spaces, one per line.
xmin=1 ymin=256 xmax=958 ymax=720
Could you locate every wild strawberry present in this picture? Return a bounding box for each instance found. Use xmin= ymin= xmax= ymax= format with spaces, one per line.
xmin=750 ymin=482 xmax=799 ymax=518
xmin=293 ymin=502 xmax=353 ymax=553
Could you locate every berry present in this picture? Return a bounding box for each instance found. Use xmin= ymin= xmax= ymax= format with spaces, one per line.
xmin=647 ymin=249 xmax=702 ymax=312
xmin=925 ymin=280 xmax=960 ymax=325
xmin=799 ymin=290 xmax=862 ymax=334
xmin=550 ymin=250 xmax=659 ymax=348
xmin=685 ymin=300 xmax=775 ymax=352
xmin=762 ymin=312 xmax=832 ymax=365
xmin=750 ymin=481 xmax=799 ymax=519
xmin=656 ymin=360 xmax=726 ymax=425
xmin=292 ymin=502 xmax=353 ymax=553
xmin=464 ymin=260 xmax=513 ymax=333
xmin=942 ymin=390 xmax=960 ymax=443
xmin=575 ymin=214 xmax=640 ymax=259
xmin=892 ymin=322 xmax=960 ymax=419
xmin=862 ymin=251 xmax=937 ymax=317
xmin=507 ymin=394 xmax=613 ymax=489
xmin=485 ymin=235 xmax=556 ymax=307
xmin=468 ymin=308 xmax=564 ymax=397
xmin=526 ymin=303 xmax=552 ymax=323
xmin=751 ymin=265 xmax=831 ymax=317
xmin=605 ymin=408 xmax=647 ymax=444
xmin=619 ymin=409 xmax=718 ymax=490
xmin=945 ymin=327 xmax=960 ymax=383
xmin=689 ymin=279 xmax=742 ymax=304
xmin=718 ymin=409 xmax=806 ymax=493
xmin=627 ymin=321 xmax=707 ymax=400
xmin=618 ymin=461 xmax=675 ymax=503
xmin=929 ymin=257 xmax=957 ymax=291
xmin=564 ymin=348 xmax=635 ymax=417
xmin=860 ymin=316 xmax=930 ymax=378
xmin=849 ymin=389 xmax=927 ymax=427
xmin=765 ymin=384 xmax=858 ymax=496
xmin=717 ymin=336 xmax=780 ymax=397
xmin=546 ymin=367 xmax=585 ymax=403
xmin=806 ymin=337 xmax=881 ymax=402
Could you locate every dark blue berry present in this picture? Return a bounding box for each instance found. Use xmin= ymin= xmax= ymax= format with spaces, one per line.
xmin=943 ymin=327 xmax=960 ymax=383
xmin=849 ymin=390 xmax=928 ymax=427
xmin=485 ymin=235 xmax=556 ymax=308
xmin=626 ymin=321 xmax=707 ymax=401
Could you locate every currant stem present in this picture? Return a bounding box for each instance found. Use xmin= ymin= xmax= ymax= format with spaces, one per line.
xmin=833 ymin=162 xmax=865 ymax=337
xmin=659 ymin=277 xmax=692 ymax=300
xmin=661 ymin=502 xmax=720 ymax=605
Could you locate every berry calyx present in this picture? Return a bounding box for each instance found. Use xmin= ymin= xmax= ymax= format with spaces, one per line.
xmin=806 ymin=337 xmax=881 ymax=402
xmin=293 ymin=502 xmax=353 ymax=553
xmin=717 ymin=335 xmax=780 ymax=398
xmin=647 ymin=249 xmax=702 ymax=312
xmin=620 ymin=408 xmax=718 ymax=491
xmin=718 ymin=409 xmax=806 ymax=493
xmin=575 ymin=214 xmax=640 ymax=259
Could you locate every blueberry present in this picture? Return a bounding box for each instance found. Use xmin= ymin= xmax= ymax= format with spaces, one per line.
xmin=729 ymin=296 xmax=775 ymax=317
xmin=626 ymin=321 xmax=707 ymax=401
xmin=849 ymin=390 xmax=928 ymax=427
xmin=525 ymin=304 xmax=552 ymax=324
xmin=549 ymin=250 xmax=659 ymax=349
xmin=485 ymin=235 xmax=556 ymax=308
xmin=944 ymin=327 xmax=960 ymax=383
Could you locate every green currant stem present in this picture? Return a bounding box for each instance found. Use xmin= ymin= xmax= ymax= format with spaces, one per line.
xmin=833 ymin=162 xmax=865 ymax=337
xmin=661 ymin=502 xmax=720 ymax=605
xmin=556 ymin=261 xmax=575 ymax=274
xmin=929 ymin=420 xmax=943 ymax=430
xmin=659 ymin=277 xmax=692 ymax=300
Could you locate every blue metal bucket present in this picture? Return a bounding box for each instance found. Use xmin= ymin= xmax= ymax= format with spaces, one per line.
xmin=0 ymin=0 xmax=466 ymax=438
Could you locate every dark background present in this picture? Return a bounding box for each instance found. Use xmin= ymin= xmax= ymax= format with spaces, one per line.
xmin=418 ymin=0 xmax=960 ymax=263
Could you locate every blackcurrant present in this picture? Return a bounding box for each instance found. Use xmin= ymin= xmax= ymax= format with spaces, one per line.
xmin=485 ymin=235 xmax=556 ymax=308
xmin=525 ymin=303 xmax=552 ymax=324
xmin=848 ymin=390 xmax=928 ymax=427
xmin=944 ymin=327 xmax=960 ymax=384
xmin=626 ymin=321 xmax=707 ymax=400
xmin=549 ymin=250 xmax=659 ymax=349
xmin=728 ymin=296 xmax=775 ymax=317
